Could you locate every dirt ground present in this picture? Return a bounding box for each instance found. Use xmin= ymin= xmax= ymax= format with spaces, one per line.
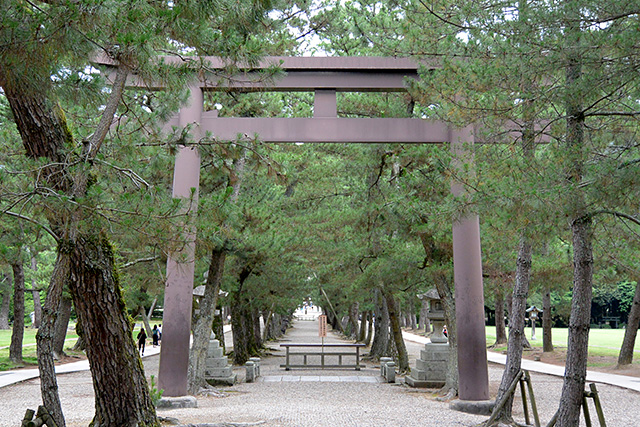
xmin=519 ymin=347 xmax=640 ymax=378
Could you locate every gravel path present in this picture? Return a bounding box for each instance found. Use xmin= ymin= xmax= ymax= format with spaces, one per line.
xmin=0 ymin=320 xmax=638 ymax=426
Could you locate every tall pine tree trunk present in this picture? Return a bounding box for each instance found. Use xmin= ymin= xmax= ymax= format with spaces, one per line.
xmin=52 ymin=295 xmax=73 ymax=359
xmin=488 ymin=238 xmax=532 ymax=424
xmin=231 ymin=300 xmax=253 ymax=365
xmin=0 ymin=273 xmax=11 ymax=329
xmin=230 ymin=264 xmax=259 ymax=365
xmin=543 ymin=287 xmax=554 ymax=352
xmin=494 ymin=289 xmax=507 ymax=346
xmin=67 ymin=235 xmax=158 ymax=426
xmin=347 ymin=302 xmax=359 ymax=339
xmin=369 ymin=289 xmax=390 ymax=359
xmin=10 ymin=261 xmax=25 ymax=364
xmin=419 ymin=298 xmax=429 ymax=332
xmin=556 ymin=3 xmax=592 ymax=423
xmin=618 ymin=280 xmax=640 ymax=366
xmin=188 ymin=248 xmax=225 ymax=394
xmin=384 ymin=290 xmax=409 ymax=372
xmin=252 ymin=306 xmax=263 ymax=349
xmin=37 ymin=253 xmax=69 ymax=427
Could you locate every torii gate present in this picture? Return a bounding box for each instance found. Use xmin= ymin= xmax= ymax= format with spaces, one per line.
xmin=122 ymin=56 xmax=489 ymax=401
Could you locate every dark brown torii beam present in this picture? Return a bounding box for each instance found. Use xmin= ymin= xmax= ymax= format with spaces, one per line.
xmin=98 ymin=55 xmax=489 ymax=400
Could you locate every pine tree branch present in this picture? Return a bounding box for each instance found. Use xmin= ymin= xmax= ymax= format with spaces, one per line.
xmin=121 ymin=256 xmax=160 ymax=269
xmin=87 ymin=64 xmax=129 ymax=161
xmin=1 ymin=210 xmax=59 ymax=241
xmin=94 ymin=159 xmax=150 ymax=189
xmin=588 ymin=210 xmax=640 ymax=227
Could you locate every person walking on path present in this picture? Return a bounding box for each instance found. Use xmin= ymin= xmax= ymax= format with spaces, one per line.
xmin=152 ymin=325 xmax=159 ymax=347
xmin=137 ymin=327 xmax=147 ymax=356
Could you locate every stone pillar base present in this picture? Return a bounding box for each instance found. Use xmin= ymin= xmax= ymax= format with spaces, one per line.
xmin=405 ymin=342 xmax=449 ymax=389
xmin=449 ymin=399 xmax=495 ymax=416
xmin=156 ymin=396 xmax=198 ymax=409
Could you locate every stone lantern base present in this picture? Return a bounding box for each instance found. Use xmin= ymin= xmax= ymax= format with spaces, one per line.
xmin=405 ymin=342 xmax=449 ymax=388
xmin=204 ymin=339 xmax=237 ymax=386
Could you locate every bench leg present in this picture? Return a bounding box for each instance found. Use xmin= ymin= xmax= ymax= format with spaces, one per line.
xmin=356 ymin=347 xmax=361 ymax=371
xmin=286 ymin=347 xmax=290 ymax=371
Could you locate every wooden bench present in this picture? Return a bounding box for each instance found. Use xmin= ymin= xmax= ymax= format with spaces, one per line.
xmin=280 ymin=343 xmax=366 ymax=370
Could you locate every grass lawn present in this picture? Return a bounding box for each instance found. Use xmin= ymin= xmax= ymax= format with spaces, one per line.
xmin=0 ymin=327 xmax=79 ymax=371
xmin=0 ymin=319 xmax=158 ymax=371
xmin=485 ymin=325 xmax=640 ymax=373
xmin=485 ymin=326 xmax=640 ymax=356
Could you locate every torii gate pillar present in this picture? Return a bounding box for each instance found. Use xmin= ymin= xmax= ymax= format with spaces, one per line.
xmin=450 ymin=126 xmax=490 ymax=401
xmin=158 ymin=86 xmax=203 ymax=396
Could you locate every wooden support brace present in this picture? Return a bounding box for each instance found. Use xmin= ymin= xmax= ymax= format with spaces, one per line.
xmin=524 ymin=371 xmax=541 ymax=427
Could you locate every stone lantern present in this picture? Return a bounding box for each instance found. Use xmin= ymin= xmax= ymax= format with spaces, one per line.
xmin=526 ymin=305 xmax=543 ymax=341
xmin=406 ymin=288 xmax=449 ymax=388
xmin=422 ymin=289 xmax=447 ymax=343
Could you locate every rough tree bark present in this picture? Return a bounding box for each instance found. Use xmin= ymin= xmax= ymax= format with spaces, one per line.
xmin=36 ymin=253 xmax=68 ymax=427
xmin=52 ymin=295 xmax=73 ymax=359
xmin=347 ymin=302 xmax=359 ymax=339
xmin=494 ymin=289 xmax=507 ymax=346
xmin=368 ymin=289 xmax=391 ymax=359
xmin=383 ymin=290 xmax=410 ymax=372
xmin=10 ymin=261 xmax=25 ymax=364
xmin=543 ymin=287 xmax=554 ymax=353
xmin=0 ymin=273 xmax=11 ymax=329
xmin=188 ymin=248 xmax=225 ymax=394
xmin=618 ymin=280 xmax=640 ymax=366
xmin=230 ymin=265 xmax=261 ymax=365
xmin=230 ymin=300 xmax=255 ymax=365
xmin=252 ymin=306 xmax=263 ymax=349
xmin=486 ymin=238 xmax=532 ymax=425
xmin=67 ymin=235 xmax=158 ymax=426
